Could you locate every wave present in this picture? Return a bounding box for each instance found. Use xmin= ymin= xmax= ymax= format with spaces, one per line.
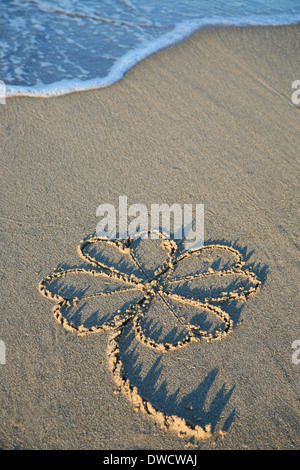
xmin=4 ymin=8 xmax=300 ymax=98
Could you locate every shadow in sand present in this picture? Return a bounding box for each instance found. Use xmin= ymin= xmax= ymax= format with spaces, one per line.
xmin=119 ymin=326 xmax=236 ymax=435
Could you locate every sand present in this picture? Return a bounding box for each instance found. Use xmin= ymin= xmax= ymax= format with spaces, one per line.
xmin=0 ymin=24 xmax=299 ymax=450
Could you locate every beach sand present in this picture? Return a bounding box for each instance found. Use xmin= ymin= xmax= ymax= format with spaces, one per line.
xmin=0 ymin=24 xmax=299 ymax=450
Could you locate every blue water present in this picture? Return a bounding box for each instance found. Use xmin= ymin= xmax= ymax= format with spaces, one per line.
xmin=1 ymin=0 xmax=299 ymax=97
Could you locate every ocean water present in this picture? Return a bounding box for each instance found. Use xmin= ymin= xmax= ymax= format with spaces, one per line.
xmin=1 ymin=0 xmax=300 ymax=97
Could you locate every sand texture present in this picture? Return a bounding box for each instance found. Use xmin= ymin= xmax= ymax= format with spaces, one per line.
xmin=0 ymin=24 xmax=299 ymax=449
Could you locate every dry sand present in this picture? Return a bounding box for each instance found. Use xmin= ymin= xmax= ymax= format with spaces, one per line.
xmin=0 ymin=24 xmax=299 ymax=450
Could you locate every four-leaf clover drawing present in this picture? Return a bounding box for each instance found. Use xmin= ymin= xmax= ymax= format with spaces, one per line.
xmin=39 ymin=232 xmax=261 ymax=440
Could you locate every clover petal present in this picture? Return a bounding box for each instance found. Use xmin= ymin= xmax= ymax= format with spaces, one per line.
xmin=133 ymin=290 xmax=232 ymax=349
xmin=164 ymin=268 xmax=260 ymax=304
xmin=39 ymin=267 xmax=140 ymax=303
xmin=78 ymin=236 xmax=146 ymax=283
xmin=163 ymin=292 xmax=232 ymax=341
xmin=52 ymin=286 xmax=145 ymax=336
xmin=165 ymin=244 xmax=245 ymax=282
xmin=133 ymin=292 xmax=193 ymax=350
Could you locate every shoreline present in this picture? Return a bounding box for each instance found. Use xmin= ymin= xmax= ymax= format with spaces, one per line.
xmin=1 ymin=24 xmax=299 ymax=450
